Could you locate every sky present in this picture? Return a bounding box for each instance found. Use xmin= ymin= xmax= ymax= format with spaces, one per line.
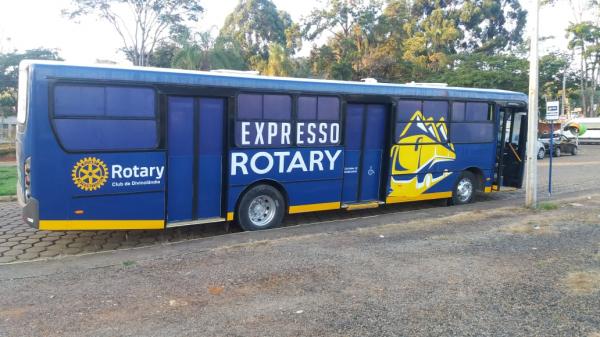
xmin=0 ymin=0 xmax=589 ymax=65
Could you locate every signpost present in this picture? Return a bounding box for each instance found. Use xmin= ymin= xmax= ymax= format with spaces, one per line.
xmin=546 ymin=101 xmax=560 ymax=194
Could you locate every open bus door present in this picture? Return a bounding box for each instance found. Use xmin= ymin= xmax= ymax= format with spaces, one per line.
xmin=496 ymin=107 xmax=527 ymax=189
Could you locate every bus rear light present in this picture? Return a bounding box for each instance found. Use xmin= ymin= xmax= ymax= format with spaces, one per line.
xmin=74 ymin=210 xmax=84 ymax=215
xmin=24 ymin=157 xmax=31 ymax=199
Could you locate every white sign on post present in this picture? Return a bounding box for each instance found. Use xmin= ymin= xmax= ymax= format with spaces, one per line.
xmin=546 ymin=101 xmax=560 ymax=121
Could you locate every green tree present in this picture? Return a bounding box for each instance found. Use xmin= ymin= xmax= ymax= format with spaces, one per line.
xmin=209 ymin=37 xmax=248 ymax=70
xmin=171 ymin=32 xmax=215 ymax=70
xmin=431 ymin=53 xmax=528 ymax=92
xmin=63 ymin=0 xmax=203 ymax=66
xmin=262 ymin=43 xmax=293 ymax=76
xmin=302 ymin=0 xmax=382 ymax=80
xmin=567 ymin=22 xmax=593 ymax=115
xmin=218 ymin=0 xmax=295 ymax=69
xmin=147 ymin=42 xmax=178 ymax=68
xmin=403 ymin=6 xmax=460 ymax=77
xmin=0 ymin=48 xmax=62 ymax=117
xmin=455 ymin=0 xmax=527 ymax=54
xmin=400 ymin=0 xmax=526 ymax=79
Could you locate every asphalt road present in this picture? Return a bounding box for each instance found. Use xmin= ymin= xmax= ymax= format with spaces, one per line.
xmin=0 ymin=147 xmax=599 ymax=336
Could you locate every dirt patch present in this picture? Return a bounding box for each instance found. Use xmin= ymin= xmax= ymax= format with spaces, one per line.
xmin=355 ymin=207 xmax=526 ymax=236
xmin=208 ymin=286 xmax=224 ymax=295
xmin=0 ymin=306 xmax=29 ymax=320
xmin=499 ymin=220 xmax=558 ymax=235
xmin=563 ymin=270 xmax=600 ymax=295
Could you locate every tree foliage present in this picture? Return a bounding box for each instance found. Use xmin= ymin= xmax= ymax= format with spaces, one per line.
xmin=0 ymin=49 xmax=62 ymax=117
xmin=63 ymin=0 xmax=203 ymax=66
xmin=218 ymin=0 xmax=297 ymax=68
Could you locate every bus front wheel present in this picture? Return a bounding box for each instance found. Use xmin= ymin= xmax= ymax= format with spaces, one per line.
xmin=237 ymin=185 xmax=285 ymax=231
xmin=450 ymin=172 xmax=476 ymax=205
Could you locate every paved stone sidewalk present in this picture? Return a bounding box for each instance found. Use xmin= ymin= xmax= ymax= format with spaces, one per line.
xmin=0 ymin=198 xmax=453 ymax=264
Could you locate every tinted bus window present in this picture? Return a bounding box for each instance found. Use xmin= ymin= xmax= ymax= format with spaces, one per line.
xmin=423 ymin=100 xmax=448 ymax=121
xmin=317 ymin=96 xmax=340 ymax=120
xmin=297 ymin=96 xmax=340 ymax=147
xmin=395 ymin=100 xmax=449 ymax=144
xmin=396 ymin=100 xmax=421 ymax=122
xmin=450 ymin=102 xmax=494 ymax=143
xmin=466 ymin=102 xmax=491 ymax=121
xmin=450 ymin=123 xmax=494 ymax=143
xmin=55 ymin=85 xmax=104 ymax=117
xmin=106 ymin=87 xmax=155 ymax=118
xmin=263 ymin=95 xmax=291 ymax=120
xmin=298 ymin=96 xmax=317 ymax=120
xmin=53 ymin=84 xmax=157 ymax=151
xmin=235 ymin=93 xmax=292 ymax=147
xmin=452 ymin=102 xmax=466 ymax=121
xmin=237 ymin=94 xmax=263 ymax=120
xmin=298 ymin=96 xmax=340 ymax=121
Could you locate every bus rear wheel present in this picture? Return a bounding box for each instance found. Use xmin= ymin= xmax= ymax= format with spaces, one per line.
xmin=450 ymin=171 xmax=476 ymax=205
xmin=237 ymin=185 xmax=285 ymax=231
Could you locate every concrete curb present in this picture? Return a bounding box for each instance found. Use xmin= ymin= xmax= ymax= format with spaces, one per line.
xmin=0 ymin=195 xmax=17 ymax=202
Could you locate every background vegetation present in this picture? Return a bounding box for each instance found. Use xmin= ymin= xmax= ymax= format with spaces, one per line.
xmin=1 ymin=0 xmax=600 ymax=119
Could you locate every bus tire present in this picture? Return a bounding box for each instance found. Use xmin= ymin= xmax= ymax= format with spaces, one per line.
xmin=450 ymin=171 xmax=476 ymax=205
xmin=537 ymin=147 xmax=545 ymax=160
xmin=237 ymin=184 xmax=285 ymax=231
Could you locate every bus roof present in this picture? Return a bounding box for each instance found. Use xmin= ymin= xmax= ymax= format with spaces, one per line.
xmin=24 ymin=60 xmax=528 ymax=103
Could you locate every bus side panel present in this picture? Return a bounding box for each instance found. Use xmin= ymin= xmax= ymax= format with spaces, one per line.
xmin=387 ymin=143 xmax=495 ymax=201
xmin=68 ymin=192 xmax=165 ymax=220
xmin=25 ymin=67 xmax=167 ymax=230
xmin=227 ymin=147 xmax=344 ymax=216
xmin=227 ymin=180 xmax=343 ymax=217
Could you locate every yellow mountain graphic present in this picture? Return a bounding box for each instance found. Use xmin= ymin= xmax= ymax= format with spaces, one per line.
xmin=389 ymin=110 xmax=456 ymax=197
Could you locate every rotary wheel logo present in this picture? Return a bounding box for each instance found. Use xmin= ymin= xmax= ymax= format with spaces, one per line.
xmin=71 ymin=157 xmax=109 ymax=191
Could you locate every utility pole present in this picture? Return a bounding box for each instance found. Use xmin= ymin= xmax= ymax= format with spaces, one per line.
xmin=525 ymin=0 xmax=540 ymax=208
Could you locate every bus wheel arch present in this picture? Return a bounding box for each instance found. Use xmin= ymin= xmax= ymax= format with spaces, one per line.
xmin=449 ymin=169 xmax=481 ymax=205
xmin=463 ymin=167 xmax=485 ymax=193
xmin=234 ymin=180 xmax=289 ymax=231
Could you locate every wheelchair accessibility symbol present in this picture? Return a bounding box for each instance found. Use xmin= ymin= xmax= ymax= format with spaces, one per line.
xmin=368 ymin=166 xmax=375 ymax=176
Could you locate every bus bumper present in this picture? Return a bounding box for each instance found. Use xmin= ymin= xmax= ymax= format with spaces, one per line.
xmin=22 ymin=197 xmax=39 ymax=229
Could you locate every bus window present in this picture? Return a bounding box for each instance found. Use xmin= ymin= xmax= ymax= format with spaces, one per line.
xmin=297 ymin=96 xmax=340 ymax=146
xmin=452 ymin=102 xmax=466 ymax=122
xmin=52 ymin=84 xmax=158 ymax=151
xmin=395 ymin=100 xmax=448 ymax=144
xmin=235 ymin=93 xmax=292 ymax=147
xmin=450 ymin=102 xmax=494 ymax=144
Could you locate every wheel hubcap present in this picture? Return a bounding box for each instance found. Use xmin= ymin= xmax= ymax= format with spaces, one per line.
xmin=457 ymin=178 xmax=473 ymax=203
xmin=248 ymin=195 xmax=276 ymax=227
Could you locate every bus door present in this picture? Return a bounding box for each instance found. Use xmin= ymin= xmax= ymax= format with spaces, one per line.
xmin=497 ymin=108 xmax=527 ymax=188
xmin=166 ymin=96 xmax=226 ymax=224
xmin=342 ymin=103 xmax=388 ymax=204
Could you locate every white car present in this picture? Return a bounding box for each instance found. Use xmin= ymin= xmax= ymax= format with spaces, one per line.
xmin=536 ymin=140 xmax=546 ymax=159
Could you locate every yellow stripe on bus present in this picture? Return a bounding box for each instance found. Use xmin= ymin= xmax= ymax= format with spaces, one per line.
xmin=385 ymin=191 xmax=452 ymax=204
xmin=484 ymin=186 xmax=492 ymax=193
xmin=39 ymin=220 xmax=165 ymax=231
xmin=289 ymin=201 xmax=341 ymax=214
xmin=226 ymin=212 xmax=234 ymax=221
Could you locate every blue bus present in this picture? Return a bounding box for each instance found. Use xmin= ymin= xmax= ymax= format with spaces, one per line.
xmin=16 ymin=61 xmax=528 ymax=231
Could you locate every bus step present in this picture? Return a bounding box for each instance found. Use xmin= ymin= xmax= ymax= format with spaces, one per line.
xmin=166 ymin=217 xmax=226 ymax=228
xmin=342 ymin=201 xmax=382 ymax=211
